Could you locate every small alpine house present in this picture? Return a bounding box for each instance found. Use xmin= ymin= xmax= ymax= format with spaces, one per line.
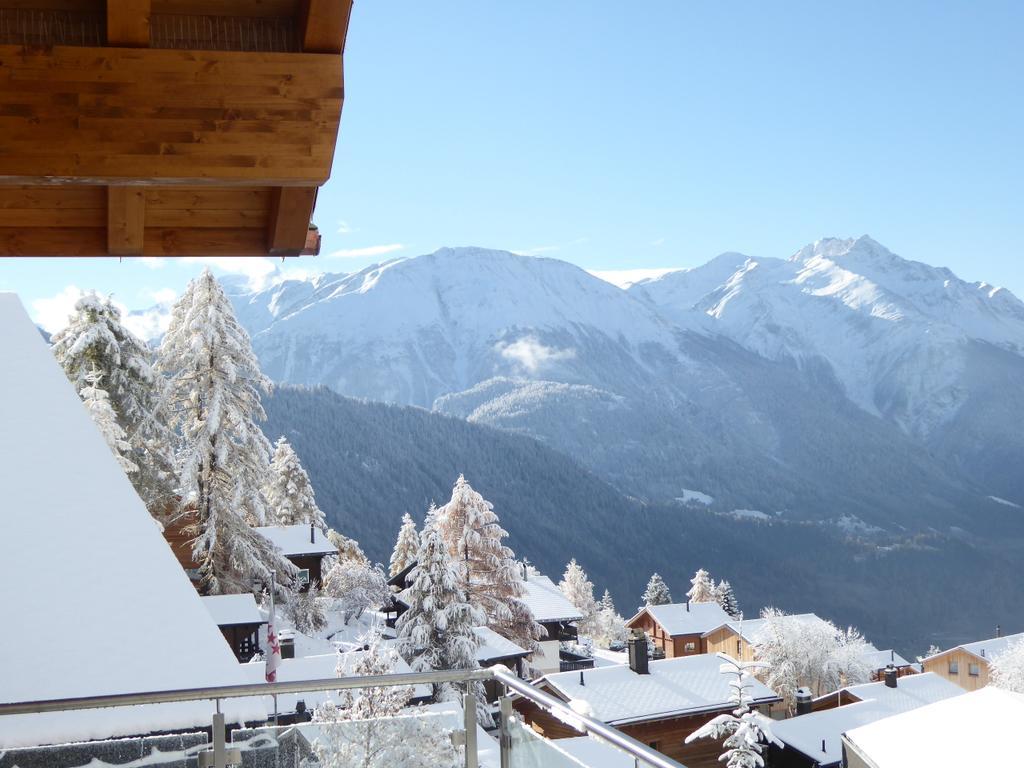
xmin=0 ymin=0 xmax=352 ymax=257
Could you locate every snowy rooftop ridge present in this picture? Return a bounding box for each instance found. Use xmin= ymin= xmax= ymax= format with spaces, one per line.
xmin=521 ymin=574 xmax=583 ymax=624
xmin=254 ymin=524 xmax=336 ymax=557
xmin=922 ymin=631 xmax=1024 ymax=663
xmin=538 ymin=654 xmax=780 ymax=725
xmin=629 ymin=601 xmax=732 ymax=637
xmin=771 ymin=672 xmax=963 ymax=765
xmin=0 ymin=293 xmax=266 ymax=748
xmin=201 ymin=593 xmax=265 ymax=627
xmin=843 ymin=687 xmax=1024 ymax=768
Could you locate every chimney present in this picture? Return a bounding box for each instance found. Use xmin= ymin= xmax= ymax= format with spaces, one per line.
xmin=628 ymin=630 xmax=649 ymax=675
xmin=795 ymin=687 xmax=813 ymax=716
xmin=884 ymin=664 xmax=898 ymax=688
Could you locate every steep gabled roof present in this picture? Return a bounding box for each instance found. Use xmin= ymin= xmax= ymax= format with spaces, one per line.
xmin=921 ymin=631 xmax=1024 ymax=665
xmin=0 ymin=293 xmax=266 ymax=748
xmin=538 ymin=654 xmax=780 ymax=725
xmin=628 ymin=601 xmax=731 ymax=637
xmin=254 ymin=524 xmax=337 ymax=558
xmin=860 ymin=648 xmax=912 ymax=670
xmin=521 ymin=574 xmax=582 ymax=624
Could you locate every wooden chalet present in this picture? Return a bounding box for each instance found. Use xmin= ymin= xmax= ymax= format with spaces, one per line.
xmin=200 ymin=593 xmax=266 ymax=662
xmin=513 ymin=636 xmax=781 ymax=768
xmin=626 ymin=601 xmax=732 ymax=659
xmin=702 ymin=612 xmax=832 ymax=662
xmin=519 ymin=571 xmax=587 ymax=674
xmin=254 ymin=523 xmax=335 ymax=588
xmin=768 ymin=671 xmax=963 ymax=768
xmin=920 ymin=629 xmax=1024 ymax=691
xmin=0 ymin=0 xmax=352 ymax=257
xmin=861 ymin=648 xmax=916 ymax=683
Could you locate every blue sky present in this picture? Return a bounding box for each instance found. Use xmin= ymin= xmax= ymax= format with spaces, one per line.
xmin=3 ymin=0 xmax=1022 ymax=332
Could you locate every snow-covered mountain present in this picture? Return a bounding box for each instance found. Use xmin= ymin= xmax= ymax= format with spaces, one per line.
xmin=226 ymin=240 xmax=1024 ymax=528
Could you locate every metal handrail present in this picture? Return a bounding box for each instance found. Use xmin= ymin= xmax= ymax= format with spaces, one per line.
xmin=0 ymin=665 xmax=688 ymax=768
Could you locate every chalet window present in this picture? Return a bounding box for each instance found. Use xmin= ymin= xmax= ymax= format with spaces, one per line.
xmin=969 ymin=663 xmax=981 ymax=677
xmin=685 ymin=641 xmax=696 ymax=653
xmin=948 ymin=659 xmax=959 ymax=675
xmin=648 ymin=741 xmax=660 ymax=750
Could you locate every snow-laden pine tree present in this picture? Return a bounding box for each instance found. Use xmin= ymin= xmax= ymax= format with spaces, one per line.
xmin=328 ymin=527 xmax=369 ymax=565
xmin=156 ymin=269 xmax=292 ymax=594
xmin=80 ymin=366 xmax=138 ymax=475
xmin=685 ymin=653 xmax=781 ymax=768
xmin=52 ymin=292 xmax=176 ymax=514
xmin=715 ymin=580 xmax=741 ymax=619
xmin=389 ymin=513 xmax=420 ymax=577
xmin=263 ymin=436 xmax=327 ymax=529
xmin=590 ymin=589 xmax=628 ymax=649
xmin=600 ymin=589 xmax=615 ymax=612
xmin=559 ymin=559 xmax=598 ymax=635
xmin=687 ymin=568 xmax=717 ymax=603
xmin=395 ymin=521 xmax=488 ymax=720
xmin=323 ymin=558 xmax=388 ymax=624
xmin=754 ymin=608 xmax=872 ymax=712
xmin=642 ymin=573 xmax=672 ymax=606
xmin=991 ymin=639 xmax=1024 ymax=693
xmin=435 ymin=475 xmax=541 ymax=656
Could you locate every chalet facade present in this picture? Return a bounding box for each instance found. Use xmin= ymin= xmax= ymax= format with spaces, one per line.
xmin=703 ymin=612 xmax=832 ymax=662
xmin=769 ymin=671 xmax=963 ymax=768
xmin=201 ymin=594 xmax=266 ymax=663
xmin=626 ymin=601 xmax=732 ymax=658
xmin=514 ymin=637 xmax=781 ymax=768
xmin=920 ymin=630 xmax=1024 ymax=691
xmin=254 ymin=524 xmax=336 ymax=589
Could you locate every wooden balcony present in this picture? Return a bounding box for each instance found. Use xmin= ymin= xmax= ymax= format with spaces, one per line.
xmin=0 ymin=0 xmax=351 ymax=257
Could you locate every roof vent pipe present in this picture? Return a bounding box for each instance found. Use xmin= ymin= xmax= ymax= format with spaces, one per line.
xmin=579 ymin=670 xmax=585 ymax=686
xmin=997 ymin=624 xmax=1003 ymax=638
xmin=310 ymin=522 xmax=315 ymax=544
xmin=686 ymin=600 xmax=690 ymax=613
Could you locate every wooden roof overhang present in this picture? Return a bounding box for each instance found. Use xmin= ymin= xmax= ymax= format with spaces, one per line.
xmin=0 ymin=0 xmax=352 ymax=257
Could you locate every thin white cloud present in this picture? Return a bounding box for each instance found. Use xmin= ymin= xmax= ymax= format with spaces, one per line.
xmin=337 ymin=221 xmax=355 ymax=235
xmin=142 ymin=287 xmax=177 ymax=305
xmin=122 ymin=306 xmax=171 ymax=341
xmin=137 ymin=257 xmax=167 ymax=270
xmin=495 ymin=336 xmax=575 ymax=373
xmin=327 ymin=243 xmax=405 ymax=259
xmin=179 ymin=257 xmax=279 ymax=290
xmin=651 ymin=237 xmax=666 ymax=247
xmin=32 ymin=285 xmax=85 ymax=334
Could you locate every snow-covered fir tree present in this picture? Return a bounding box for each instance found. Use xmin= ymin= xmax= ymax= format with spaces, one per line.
xmin=52 ymin=292 xmax=176 ymax=513
xmin=389 ymin=513 xmax=420 ymax=577
xmin=435 ymin=475 xmax=541 ymax=656
xmin=395 ymin=520 xmax=488 ymax=720
xmin=715 ymin=580 xmax=741 ymax=619
xmin=684 ymin=653 xmax=781 ymax=768
xmin=687 ymin=568 xmax=717 ymax=603
xmin=285 ymin=579 xmax=326 ymax=635
xmin=313 ymin=629 xmax=459 ymax=768
xmin=600 ymin=589 xmax=615 ymax=612
xmin=590 ymin=590 xmax=628 ymax=649
xmin=156 ymin=270 xmax=292 ymax=594
xmin=263 ymin=436 xmax=327 ymax=529
xmin=642 ymin=573 xmax=672 ymax=606
xmin=991 ymin=638 xmax=1024 ymax=693
xmin=80 ymin=367 xmax=138 ymax=474
xmin=323 ymin=558 xmax=388 ymax=624
xmin=559 ymin=559 xmax=598 ymax=634
xmin=328 ymin=527 xmax=369 ymax=565
xmin=754 ymin=608 xmax=872 ymax=712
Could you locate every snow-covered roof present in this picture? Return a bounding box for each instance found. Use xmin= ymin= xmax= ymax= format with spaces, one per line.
xmin=522 ymin=574 xmax=583 ymax=624
xmin=539 ymin=735 xmax=635 ymax=767
xmin=923 ymin=631 xmax=1024 ymax=664
xmin=843 ymin=687 xmax=1024 ymax=768
xmin=253 ymin=524 xmax=336 ymax=557
xmin=628 ymin=601 xmax=732 ymax=637
xmin=860 ymin=648 xmax=912 ymax=669
xmin=719 ymin=612 xmax=831 ymax=643
xmin=538 ymin=654 xmax=780 ymax=726
xmin=202 ymin=593 xmax=265 ymax=626
xmin=771 ymin=672 xmax=963 ymax=765
xmin=0 ymin=293 xmax=267 ymax=748
xmin=474 ymin=626 xmax=529 ymax=663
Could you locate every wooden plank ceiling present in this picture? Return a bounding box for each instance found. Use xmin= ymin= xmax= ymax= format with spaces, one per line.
xmin=0 ymin=0 xmax=351 ymax=257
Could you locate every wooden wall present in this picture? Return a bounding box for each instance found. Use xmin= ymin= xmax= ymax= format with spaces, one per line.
xmin=704 ymin=626 xmax=755 ymax=661
xmin=922 ymin=650 xmax=991 ymax=691
xmin=627 ymin=613 xmax=706 ymax=658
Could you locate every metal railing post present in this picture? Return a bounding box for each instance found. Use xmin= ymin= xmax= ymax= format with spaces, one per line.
xmin=463 ymin=692 xmax=478 ymax=768
xmin=499 ymin=695 xmax=512 ymax=768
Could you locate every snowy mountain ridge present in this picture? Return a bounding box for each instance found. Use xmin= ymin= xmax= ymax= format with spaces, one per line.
xmin=220 ymin=237 xmax=1024 ymax=520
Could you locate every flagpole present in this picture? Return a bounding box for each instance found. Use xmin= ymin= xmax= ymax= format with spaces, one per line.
xmin=271 ymin=572 xmax=278 ymax=726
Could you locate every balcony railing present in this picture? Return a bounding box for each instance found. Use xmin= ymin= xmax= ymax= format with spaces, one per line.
xmin=0 ymin=665 xmax=687 ymax=768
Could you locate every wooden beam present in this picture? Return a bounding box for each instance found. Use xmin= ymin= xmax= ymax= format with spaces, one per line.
xmin=0 ymin=45 xmax=343 ymax=187
xmin=266 ymin=186 xmax=315 ymax=256
xmin=107 ymin=186 xmax=146 ymax=255
xmin=107 ymin=0 xmax=151 ymax=47
xmin=299 ymin=0 xmax=352 ymax=54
